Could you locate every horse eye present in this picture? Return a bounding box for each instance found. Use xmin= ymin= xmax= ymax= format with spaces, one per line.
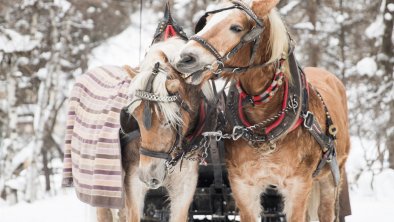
xmin=230 ymin=25 xmax=243 ymax=33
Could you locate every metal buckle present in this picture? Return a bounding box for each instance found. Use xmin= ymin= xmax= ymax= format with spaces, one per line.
xmin=303 ymin=111 xmax=314 ymax=130
xmin=232 ymin=126 xmax=244 ymax=140
xmin=209 ymin=60 xmax=224 ymax=75
xmin=232 ymin=67 xmax=241 ymax=73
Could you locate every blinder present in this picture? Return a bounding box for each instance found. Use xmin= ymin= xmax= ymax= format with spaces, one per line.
xmin=120 ymin=106 xmax=140 ymax=134
xmin=191 ymin=0 xmax=266 ymax=76
xmin=194 ymin=5 xmax=240 ymax=33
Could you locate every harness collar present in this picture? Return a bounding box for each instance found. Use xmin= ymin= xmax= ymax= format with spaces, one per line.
xmin=236 ymin=59 xmax=285 ymax=107
xmin=225 ymin=51 xmax=307 ymax=145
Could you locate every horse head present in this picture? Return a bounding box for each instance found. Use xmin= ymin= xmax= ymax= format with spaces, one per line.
xmin=175 ymin=0 xmax=288 ymax=85
xmin=127 ymin=38 xmax=212 ymax=189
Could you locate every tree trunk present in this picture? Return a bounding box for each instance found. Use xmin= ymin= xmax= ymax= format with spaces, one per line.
xmin=338 ymin=0 xmax=347 ymax=83
xmin=380 ymin=0 xmax=394 ymax=169
xmin=42 ymin=147 xmax=51 ymax=191
xmin=306 ymin=0 xmax=320 ymax=67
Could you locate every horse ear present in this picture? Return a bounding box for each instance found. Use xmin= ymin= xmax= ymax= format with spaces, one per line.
xmin=249 ymin=0 xmax=279 ymax=18
xmin=165 ymin=79 xmax=180 ymax=94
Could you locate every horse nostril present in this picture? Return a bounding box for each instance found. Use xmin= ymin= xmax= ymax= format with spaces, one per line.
xmin=150 ymin=178 xmax=160 ymax=186
xmin=179 ymin=54 xmax=196 ymax=65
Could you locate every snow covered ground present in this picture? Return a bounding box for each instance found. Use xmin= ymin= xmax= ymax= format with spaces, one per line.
xmin=1 ymin=128 xmax=393 ymax=220
xmin=1 ymin=181 xmax=393 ymax=222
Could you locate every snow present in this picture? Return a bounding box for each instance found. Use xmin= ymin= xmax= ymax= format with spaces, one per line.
xmin=279 ymin=1 xmax=300 ymax=15
xmin=54 ymin=0 xmax=71 ymax=13
xmin=1 ymin=137 xmax=393 ymax=221
xmin=356 ymin=57 xmax=377 ymax=76
xmin=384 ymin=12 xmax=392 ymax=21
xmin=10 ymin=141 xmax=34 ymax=172
xmin=88 ymin=9 xmax=158 ymax=68
xmin=0 ymin=189 xmax=91 ymax=222
xmin=87 ymin=6 xmax=96 ymax=14
xmin=365 ymin=16 xmax=384 ymax=39
xmin=294 ymin=22 xmax=315 ymax=30
xmin=388 ymin=3 xmax=394 ymax=12
xmin=0 ymin=29 xmax=40 ymax=53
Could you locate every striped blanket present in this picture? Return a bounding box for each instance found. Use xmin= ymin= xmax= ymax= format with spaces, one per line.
xmin=62 ymin=65 xmax=135 ymax=208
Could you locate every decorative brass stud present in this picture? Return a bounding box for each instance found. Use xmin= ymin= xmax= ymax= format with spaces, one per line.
xmin=329 ymin=125 xmax=337 ymax=136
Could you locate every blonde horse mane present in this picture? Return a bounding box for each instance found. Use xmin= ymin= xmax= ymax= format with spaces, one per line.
xmin=267 ymin=8 xmax=291 ymax=79
xmin=128 ymin=38 xmax=214 ymax=127
xmin=267 ymin=9 xmax=289 ymax=64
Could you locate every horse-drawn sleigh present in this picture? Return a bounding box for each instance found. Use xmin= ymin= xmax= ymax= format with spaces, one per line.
xmin=62 ymin=1 xmax=351 ymax=221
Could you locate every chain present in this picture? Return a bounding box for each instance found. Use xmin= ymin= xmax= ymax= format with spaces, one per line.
xmin=202 ymin=105 xmax=292 ymax=144
xmin=247 ymin=106 xmax=291 ymax=131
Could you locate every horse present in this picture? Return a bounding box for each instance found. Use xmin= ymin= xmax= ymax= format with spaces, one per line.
xmin=174 ymin=0 xmax=350 ymax=221
xmin=121 ymin=37 xmax=214 ymax=222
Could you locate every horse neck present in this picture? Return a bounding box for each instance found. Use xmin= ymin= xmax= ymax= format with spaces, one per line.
xmin=182 ymin=84 xmax=202 ymax=130
xmin=235 ymin=23 xmax=285 ymax=124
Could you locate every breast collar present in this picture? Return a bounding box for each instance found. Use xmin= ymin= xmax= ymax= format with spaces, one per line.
xmin=225 ymin=51 xmax=308 ymax=145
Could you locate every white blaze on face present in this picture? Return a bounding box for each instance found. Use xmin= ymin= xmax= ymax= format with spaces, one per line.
xmin=197 ymin=9 xmax=236 ymax=36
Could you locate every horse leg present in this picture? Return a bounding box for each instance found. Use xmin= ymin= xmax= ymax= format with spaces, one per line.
xmin=97 ymin=208 xmax=113 ymax=222
xmin=282 ymin=180 xmax=312 ymax=222
xmin=230 ymin=178 xmax=262 ymax=222
xmin=124 ymin=168 xmax=148 ymax=222
xmin=167 ymin=164 xmax=198 ymax=222
xmin=118 ymin=208 xmax=127 ymax=222
xmin=318 ymin=173 xmax=339 ymax=222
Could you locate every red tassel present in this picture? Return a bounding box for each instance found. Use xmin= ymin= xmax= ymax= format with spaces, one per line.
xmin=164 ymin=25 xmax=177 ymax=40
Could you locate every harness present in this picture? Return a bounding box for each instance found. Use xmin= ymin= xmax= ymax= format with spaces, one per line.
xmin=194 ymin=1 xmax=341 ymax=185
xmin=120 ymin=63 xmax=217 ymax=169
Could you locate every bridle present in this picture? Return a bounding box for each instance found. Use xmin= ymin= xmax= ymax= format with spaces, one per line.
xmin=189 ymin=0 xmax=272 ymax=77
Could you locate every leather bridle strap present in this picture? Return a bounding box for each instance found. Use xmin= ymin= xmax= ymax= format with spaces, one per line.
xmin=190 ymin=35 xmax=224 ymax=62
xmin=139 ymin=147 xmax=172 ymax=160
xmin=139 ymin=124 xmax=182 ymax=162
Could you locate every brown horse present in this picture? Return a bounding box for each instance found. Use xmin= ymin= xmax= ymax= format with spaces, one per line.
xmin=175 ymin=0 xmax=350 ymax=221
xmin=122 ymin=37 xmax=214 ymax=222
